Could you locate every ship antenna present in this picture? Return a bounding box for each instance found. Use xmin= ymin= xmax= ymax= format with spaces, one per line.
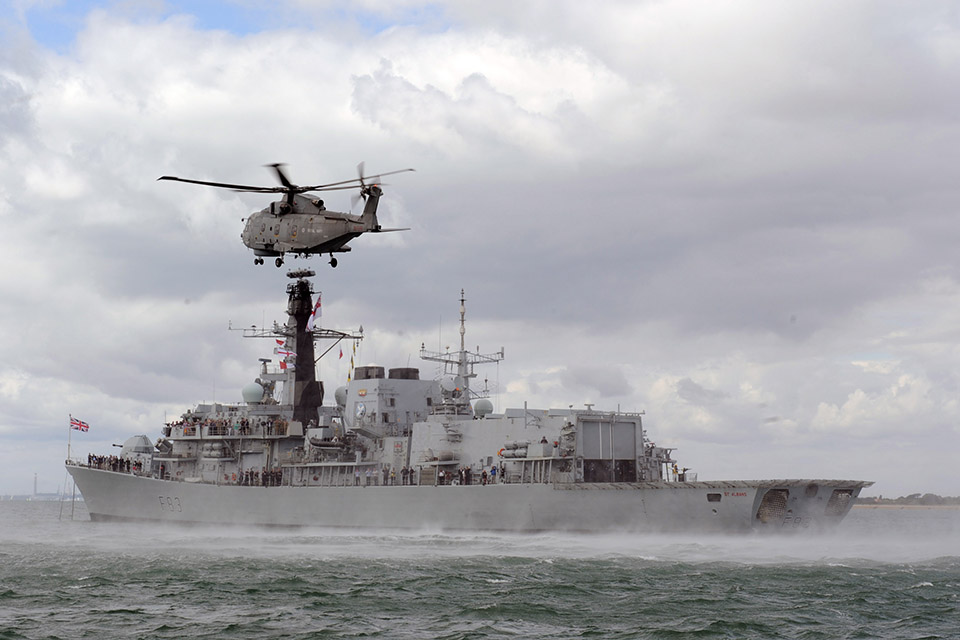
xmin=459 ymin=288 xmax=466 ymax=357
xmin=420 ymin=289 xmax=505 ymax=401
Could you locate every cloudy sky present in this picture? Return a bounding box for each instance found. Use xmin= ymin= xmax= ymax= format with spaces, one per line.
xmin=2 ymin=0 xmax=958 ymax=498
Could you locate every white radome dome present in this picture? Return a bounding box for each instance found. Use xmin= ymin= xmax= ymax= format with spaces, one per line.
xmin=474 ymin=398 xmax=494 ymax=418
xmin=242 ymin=382 xmax=265 ymax=404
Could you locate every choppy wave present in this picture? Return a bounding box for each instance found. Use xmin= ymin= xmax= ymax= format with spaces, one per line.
xmin=1 ymin=502 xmax=957 ymax=639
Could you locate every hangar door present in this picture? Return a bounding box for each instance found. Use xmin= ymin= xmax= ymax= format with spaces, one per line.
xmin=579 ymin=419 xmax=637 ymax=482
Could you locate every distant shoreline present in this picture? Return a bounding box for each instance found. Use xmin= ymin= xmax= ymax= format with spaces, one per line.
xmin=853 ymin=504 xmax=960 ymax=510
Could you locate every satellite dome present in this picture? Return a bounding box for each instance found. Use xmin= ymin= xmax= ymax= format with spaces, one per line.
xmin=334 ymin=386 xmax=348 ymax=408
xmin=474 ymin=398 xmax=494 ymax=418
xmin=242 ymin=382 xmax=265 ymax=404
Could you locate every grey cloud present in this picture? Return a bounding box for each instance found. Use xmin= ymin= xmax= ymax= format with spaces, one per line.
xmin=560 ymin=364 xmax=632 ymax=398
xmin=675 ymin=377 xmax=727 ymax=406
xmin=0 ymin=76 xmax=32 ymax=142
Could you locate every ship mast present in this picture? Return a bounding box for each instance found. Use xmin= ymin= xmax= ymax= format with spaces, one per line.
xmin=419 ymin=289 xmax=503 ymax=405
xmin=235 ymin=268 xmax=362 ymax=425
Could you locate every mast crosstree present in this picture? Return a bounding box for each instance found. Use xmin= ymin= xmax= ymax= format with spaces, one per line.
xmin=419 ymin=289 xmax=503 ymax=403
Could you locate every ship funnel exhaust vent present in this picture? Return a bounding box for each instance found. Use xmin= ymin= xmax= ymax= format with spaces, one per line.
xmin=825 ymin=489 xmax=854 ymax=516
xmin=355 ymin=366 xmax=385 ymax=380
xmin=756 ymin=489 xmax=789 ymax=523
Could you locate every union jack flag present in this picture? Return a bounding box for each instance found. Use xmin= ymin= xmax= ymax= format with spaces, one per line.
xmin=70 ymin=416 xmax=89 ymax=432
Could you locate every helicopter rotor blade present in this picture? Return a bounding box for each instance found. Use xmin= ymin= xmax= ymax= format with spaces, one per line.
xmin=298 ymin=167 xmax=414 ymax=192
xmin=305 ymin=184 xmax=369 ymax=193
xmin=298 ymin=177 xmax=366 ymax=191
xmin=357 ymin=161 xmax=368 ymax=191
xmin=157 ymin=176 xmax=283 ymax=192
xmin=365 ymin=167 xmax=416 ymax=183
xmin=267 ymin=163 xmax=296 ymax=189
xmin=159 ymin=167 xmax=414 ymax=194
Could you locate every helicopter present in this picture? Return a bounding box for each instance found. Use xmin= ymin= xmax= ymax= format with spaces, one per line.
xmin=158 ymin=163 xmax=414 ymax=267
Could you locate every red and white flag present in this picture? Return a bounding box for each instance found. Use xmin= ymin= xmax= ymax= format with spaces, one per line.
xmin=306 ymin=294 xmax=322 ymax=331
xmin=70 ymin=416 xmax=90 ymax=432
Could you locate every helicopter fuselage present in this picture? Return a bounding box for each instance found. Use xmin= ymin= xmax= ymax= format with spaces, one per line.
xmin=241 ymin=198 xmax=365 ymax=257
xmin=159 ymin=164 xmax=409 ymax=268
xmin=240 ymin=188 xmax=389 ymax=266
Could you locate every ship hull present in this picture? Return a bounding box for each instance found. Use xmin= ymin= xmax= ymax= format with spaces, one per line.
xmin=67 ymin=465 xmax=867 ymax=534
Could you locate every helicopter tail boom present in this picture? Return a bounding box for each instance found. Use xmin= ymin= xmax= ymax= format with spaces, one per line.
xmin=360 ymin=185 xmax=383 ymax=231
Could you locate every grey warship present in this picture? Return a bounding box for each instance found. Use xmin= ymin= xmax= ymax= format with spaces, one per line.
xmin=66 ymin=269 xmax=872 ymax=532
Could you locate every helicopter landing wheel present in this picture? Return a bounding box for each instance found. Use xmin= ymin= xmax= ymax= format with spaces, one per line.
xmin=254 ymin=257 xmax=263 ymax=265
xmin=330 ymin=257 xmax=338 ymax=268
xmin=275 ymin=257 xmax=284 ymax=268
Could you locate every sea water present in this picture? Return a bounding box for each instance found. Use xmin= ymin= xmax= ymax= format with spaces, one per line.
xmin=1 ymin=501 xmax=957 ymax=639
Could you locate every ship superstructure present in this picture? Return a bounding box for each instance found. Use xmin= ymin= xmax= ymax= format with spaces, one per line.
xmin=67 ymin=271 xmax=872 ymax=533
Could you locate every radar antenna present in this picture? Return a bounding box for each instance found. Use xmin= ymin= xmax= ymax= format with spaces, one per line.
xmin=420 ymin=289 xmax=504 ymax=402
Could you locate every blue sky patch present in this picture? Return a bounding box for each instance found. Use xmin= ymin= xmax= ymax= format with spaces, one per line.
xmin=8 ymin=1 xmax=291 ymax=52
xmin=4 ymin=1 xmax=447 ymax=53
